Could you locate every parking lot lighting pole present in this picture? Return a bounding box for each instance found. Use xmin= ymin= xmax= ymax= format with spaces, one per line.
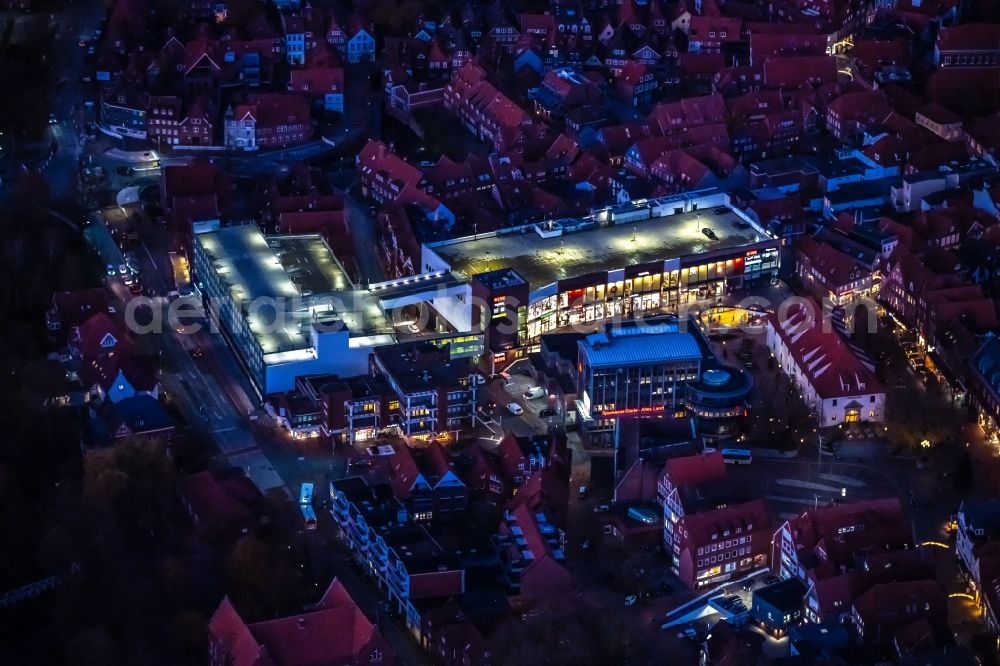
xmin=817 ymin=433 xmax=823 ymax=473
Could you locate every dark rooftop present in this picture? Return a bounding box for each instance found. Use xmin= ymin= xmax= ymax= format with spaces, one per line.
xmin=753 ymin=578 xmax=807 ymax=613
xmin=373 ymin=341 xmax=476 ymax=393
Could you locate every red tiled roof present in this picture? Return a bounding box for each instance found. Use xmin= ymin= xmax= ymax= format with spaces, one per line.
xmin=520 ymin=13 xmax=555 ymax=35
xmin=289 ymin=66 xmax=344 ymax=96
xmin=763 ymin=55 xmax=838 ymax=89
xmin=358 ymin=140 xmax=425 ymax=192
xmin=679 ymin=498 xmax=769 ymax=546
xmin=926 ymin=68 xmax=1000 ymax=116
xmin=596 ymin=122 xmax=653 ymax=153
xmin=828 ymin=89 xmax=888 ymax=121
xmin=906 ymin=138 xmax=971 ymax=171
xmin=520 ymin=552 xmax=573 ymax=601
xmin=785 ymin=498 xmax=907 ymax=570
xmin=80 ymin=350 xmax=158 ymax=394
xmin=926 ymin=286 xmax=998 ymax=330
xmin=768 ymin=303 xmax=884 ymax=399
xmin=648 ymin=94 xmax=726 ymax=134
xmin=797 ymin=234 xmax=873 ymax=288
xmin=916 ymin=101 xmax=962 ymax=126
xmin=660 ymin=451 xmax=727 ymax=490
xmin=387 ymin=444 xmax=422 ymax=501
xmin=937 ymin=22 xmax=1000 ymax=51
xmin=73 ymin=312 xmax=134 ymax=359
xmin=688 ymin=16 xmax=743 ymax=43
xmin=678 ymin=51 xmax=726 ymax=76
xmin=179 ymin=471 xmax=263 ymax=534
xmin=852 ymin=579 xmax=947 ymax=630
xmin=241 ymin=579 xmax=388 ymax=666
xmin=208 ymin=597 xmax=270 ymax=666
xmin=863 ymin=135 xmax=907 ymax=167
xmin=238 ymin=93 xmax=310 ymax=128
xmin=651 ymin=149 xmax=710 ymax=185
xmin=749 ymin=31 xmax=826 ymax=62
xmin=851 ymin=38 xmax=909 ymax=65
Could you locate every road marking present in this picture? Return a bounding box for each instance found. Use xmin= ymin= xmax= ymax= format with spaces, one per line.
xmin=775 ymin=479 xmax=844 ymax=493
xmin=210 ymin=427 xmax=236 ymax=434
xmin=766 ymin=494 xmax=834 ymax=506
xmin=818 ymin=473 xmax=867 ymax=487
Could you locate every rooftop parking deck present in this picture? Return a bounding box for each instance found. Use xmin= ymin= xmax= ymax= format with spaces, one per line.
xmin=195 ymin=226 xmax=392 ymax=356
xmin=434 ymin=209 xmax=768 ymax=288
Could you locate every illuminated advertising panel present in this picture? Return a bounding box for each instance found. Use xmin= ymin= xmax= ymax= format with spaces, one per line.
xmin=600 ymin=405 xmax=667 ymax=418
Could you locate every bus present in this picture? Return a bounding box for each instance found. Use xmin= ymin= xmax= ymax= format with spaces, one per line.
xmin=299 ymin=483 xmax=314 ymax=506
xmin=721 ymin=448 xmax=752 ymax=465
xmin=300 ymin=483 xmax=316 ymax=529
xmin=300 ymin=504 xmax=318 ymax=530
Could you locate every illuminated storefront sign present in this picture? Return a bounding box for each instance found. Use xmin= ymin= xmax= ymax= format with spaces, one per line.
xmin=492 ymin=295 xmax=506 ymax=319
xmin=600 ymin=405 xmax=666 ymax=418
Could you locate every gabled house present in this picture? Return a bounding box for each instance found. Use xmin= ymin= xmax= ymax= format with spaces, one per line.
xmin=178 ymin=94 xmax=215 ymax=146
xmin=345 ymin=15 xmax=375 ymax=63
xmin=70 ymin=312 xmax=159 ymax=404
xmin=208 ymin=579 xmax=394 ymax=666
xmin=765 ymin=302 xmax=885 ymax=424
xmin=223 ymin=93 xmax=311 ymax=149
xmin=288 ymin=46 xmax=345 ymax=112
xmin=688 ymin=16 xmax=742 ymax=53
xmin=386 ymin=442 xmax=468 ymax=524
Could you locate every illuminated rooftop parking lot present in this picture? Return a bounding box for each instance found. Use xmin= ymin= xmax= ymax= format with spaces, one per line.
xmin=436 ymin=209 xmax=768 ymax=288
xmin=196 ymin=226 xmax=391 ymax=356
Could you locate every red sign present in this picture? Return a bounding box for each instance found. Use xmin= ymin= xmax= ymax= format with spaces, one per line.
xmin=600 ymin=406 xmax=666 ymax=418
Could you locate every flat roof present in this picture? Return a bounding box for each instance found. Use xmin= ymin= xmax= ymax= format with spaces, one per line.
xmin=580 ymin=322 xmax=705 ymax=368
xmin=196 ymin=226 xmax=391 ymax=356
xmin=435 ymin=209 xmax=768 ymax=289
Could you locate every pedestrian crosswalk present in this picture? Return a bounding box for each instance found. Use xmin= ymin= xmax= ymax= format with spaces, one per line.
xmin=756 ymin=462 xmax=896 ymax=520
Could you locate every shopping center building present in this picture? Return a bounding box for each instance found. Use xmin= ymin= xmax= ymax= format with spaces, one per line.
xmin=193 ymin=225 xmax=395 ymax=394
xmin=429 ymin=194 xmax=780 ymax=368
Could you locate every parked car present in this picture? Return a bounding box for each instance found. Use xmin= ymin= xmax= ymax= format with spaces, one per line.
xmin=191 ymin=347 xmax=204 ymax=359
xmin=624 ymin=595 xmax=637 ymax=607
xmin=523 ymin=386 xmax=546 ymax=400
xmin=714 ymin=207 xmax=728 ymax=214
xmin=763 ymin=575 xmax=780 ymax=586
xmin=581 ymin=539 xmax=591 ymax=551
xmin=506 ymin=403 xmax=523 ymax=416
xmin=578 ymin=485 xmax=589 ymax=500
xmin=539 ymin=408 xmax=557 ymax=418
xmin=702 ymin=227 xmax=718 ymax=240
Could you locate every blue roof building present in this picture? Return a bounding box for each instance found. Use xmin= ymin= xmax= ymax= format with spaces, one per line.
xmin=575 ymin=317 xmax=710 ymax=448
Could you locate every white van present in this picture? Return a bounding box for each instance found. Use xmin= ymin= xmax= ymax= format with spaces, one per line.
xmin=522 ymin=386 xmax=546 ymax=400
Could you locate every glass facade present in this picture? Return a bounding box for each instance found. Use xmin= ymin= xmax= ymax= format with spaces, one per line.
xmin=525 ymin=245 xmax=780 ymax=341
xmin=579 ymin=359 xmax=702 ymax=448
